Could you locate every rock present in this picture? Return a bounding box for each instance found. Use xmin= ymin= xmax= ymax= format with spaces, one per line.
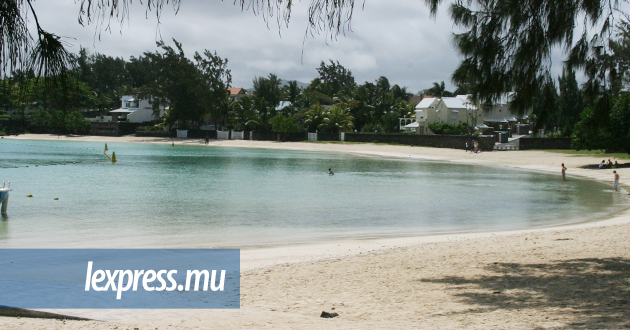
xmin=320 ymin=311 xmax=339 ymax=318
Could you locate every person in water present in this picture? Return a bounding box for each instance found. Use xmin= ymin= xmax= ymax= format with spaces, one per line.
xmin=327 ymin=168 xmax=334 ymax=175
xmin=561 ymin=163 xmax=567 ymax=181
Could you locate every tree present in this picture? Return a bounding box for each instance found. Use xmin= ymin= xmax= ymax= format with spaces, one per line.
xmin=73 ymin=49 xmax=131 ymax=111
xmin=315 ymin=60 xmax=355 ymax=97
xmin=318 ymin=102 xmax=354 ymax=133
xmin=195 ymin=50 xmax=232 ymax=127
xmin=573 ymin=94 xmax=614 ymax=151
xmin=0 ymin=0 xmax=72 ymax=79
xmin=424 ymin=81 xmax=452 ymax=98
xmin=428 ymin=0 xmax=626 ymax=115
xmin=230 ymin=95 xmax=260 ymax=131
xmin=284 ymin=80 xmax=301 ymax=104
xmin=269 ymin=114 xmax=299 ymax=134
xmin=253 ymin=74 xmax=282 ymax=109
xmin=0 ymin=0 xmax=356 ymax=81
xmin=381 ymin=99 xmax=415 ymax=133
xmin=302 ymin=104 xmax=327 ymax=132
xmin=556 ymin=68 xmax=585 ymax=137
xmin=390 ymin=84 xmax=412 ymax=101
xmin=138 ymin=39 xmax=231 ymax=128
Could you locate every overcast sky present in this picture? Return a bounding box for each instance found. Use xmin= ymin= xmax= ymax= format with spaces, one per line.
xmin=31 ymin=1 xmax=468 ymax=93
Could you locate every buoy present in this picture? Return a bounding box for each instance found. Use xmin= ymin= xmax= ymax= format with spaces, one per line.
xmin=27 ymin=194 xmax=32 ymax=197
xmin=63 ymin=163 xmax=66 ymax=165
xmin=36 ymin=164 xmax=38 ymax=167
xmin=14 ymin=166 xmax=17 ymax=168
xmin=111 ymin=152 xmax=117 ymax=163
xmin=54 ymin=197 xmax=58 ymax=200
xmin=104 ymin=143 xmax=108 ymax=152
xmin=26 ymin=165 xmax=29 ymax=167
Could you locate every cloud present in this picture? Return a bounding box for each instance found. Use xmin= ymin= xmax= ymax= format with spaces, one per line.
xmin=30 ymin=0 xmax=465 ymax=93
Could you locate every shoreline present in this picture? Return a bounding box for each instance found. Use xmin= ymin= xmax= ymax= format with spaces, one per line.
xmin=2 ymin=134 xmax=630 ymax=329
xmin=4 ymin=134 xmax=630 ymax=269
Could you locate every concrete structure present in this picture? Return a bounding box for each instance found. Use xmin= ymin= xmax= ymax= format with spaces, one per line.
xmin=109 ymin=96 xmax=164 ymax=123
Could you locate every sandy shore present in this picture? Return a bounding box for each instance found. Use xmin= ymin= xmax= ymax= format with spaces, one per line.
xmin=1 ymin=134 xmax=629 ymax=329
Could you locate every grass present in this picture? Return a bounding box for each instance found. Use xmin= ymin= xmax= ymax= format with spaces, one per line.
xmin=545 ymin=149 xmax=630 ymax=160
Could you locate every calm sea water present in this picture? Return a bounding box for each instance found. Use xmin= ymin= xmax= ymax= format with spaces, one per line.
xmin=0 ymin=139 xmax=626 ymax=248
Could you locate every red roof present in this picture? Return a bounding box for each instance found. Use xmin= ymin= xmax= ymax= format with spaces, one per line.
xmin=228 ymin=87 xmax=245 ymax=95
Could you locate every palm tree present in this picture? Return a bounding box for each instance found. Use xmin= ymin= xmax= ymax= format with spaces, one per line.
xmin=318 ymin=102 xmax=354 ymax=133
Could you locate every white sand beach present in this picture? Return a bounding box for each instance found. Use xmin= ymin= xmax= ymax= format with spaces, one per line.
xmin=1 ymin=134 xmax=629 ymax=329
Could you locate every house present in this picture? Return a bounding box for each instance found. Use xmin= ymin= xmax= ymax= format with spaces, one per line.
xmin=228 ymin=87 xmax=247 ymax=100
xmin=413 ymin=96 xmax=482 ymax=134
xmin=109 ymin=96 xmax=164 ymax=123
xmin=275 ymin=101 xmax=292 ymax=111
xmin=481 ymin=93 xmax=531 ymax=132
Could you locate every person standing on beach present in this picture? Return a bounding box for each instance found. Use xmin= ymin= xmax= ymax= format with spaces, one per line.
xmin=561 ymin=163 xmax=567 ymax=181
xmin=613 ymin=170 xmax=619 ymax=191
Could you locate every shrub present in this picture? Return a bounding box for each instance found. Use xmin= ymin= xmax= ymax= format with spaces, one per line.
xmin=428 ymin=122 xmax=470 ymax=135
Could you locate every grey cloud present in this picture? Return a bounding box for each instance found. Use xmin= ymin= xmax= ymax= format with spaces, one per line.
xmin=32 ymin=0 xmax=464 ymax=92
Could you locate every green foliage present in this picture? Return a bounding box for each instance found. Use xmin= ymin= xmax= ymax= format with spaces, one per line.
xmin=138 ymin=39 xmax=231 ymax=128
xmin=302 ymin=104 xmax=327 ymax=132
xmin=380 ymin=99 xmax=415 ymax=133
xmin=428 ymin=122 xmax=470 ymax=135
xmin=555 ymin=68 xmax=585 ymax=137
xmin=269 ymin=114 xmax=299 ymax=133
xmin=424 ymin=81 xmax=452 ymax=98
xmin=572 ymin=94 xmax=613 ymax=151
xmin=74 ymin=48 xmax=131 ymax=111
xmin=253 ymin=74 xmax=282 ymax=108
xmin=31 ymin=108 xmax=91 ymax=134
xmin=360 ymin=123 xmax=384 ymax=133
xmin=607 ymin=94 xmax=630 ymax=153
xmin=427 ymin=0 xmax=623 ymax=116
xmin=314 ymin=60 xmax=355 ymax=97
xmin=318 ymin=102 xmax=354 ymax=133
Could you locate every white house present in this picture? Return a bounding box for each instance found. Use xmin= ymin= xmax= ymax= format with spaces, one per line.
xmin=414 ymin=96 xmax=482 ymax=134
xmin=109 ymin=96 xmax=164 ymax=123
xmin=275 ymin=101 xmax=292 ymax=111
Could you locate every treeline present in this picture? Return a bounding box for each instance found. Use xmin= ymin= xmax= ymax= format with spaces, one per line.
xmin=526 ymin=18 xmax=630 ymax=153
xmin=0 ymin=40 xmax=419 ymax=135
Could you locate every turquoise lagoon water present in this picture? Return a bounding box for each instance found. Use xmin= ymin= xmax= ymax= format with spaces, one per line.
xmin=0 ymin=139 xmax=626 ymax=248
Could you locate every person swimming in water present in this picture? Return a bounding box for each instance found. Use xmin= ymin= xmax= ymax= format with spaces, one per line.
xmin=327 ymin=168 xmax=334 ymax=175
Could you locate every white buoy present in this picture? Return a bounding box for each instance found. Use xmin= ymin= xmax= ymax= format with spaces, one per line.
xmin=0 ymin=181 xmax=10 ymax=214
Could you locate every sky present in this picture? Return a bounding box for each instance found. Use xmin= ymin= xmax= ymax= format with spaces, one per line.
xmin=30 ymin=1 xmax=472 ymax=93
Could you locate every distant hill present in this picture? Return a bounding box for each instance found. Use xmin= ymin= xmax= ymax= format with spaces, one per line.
xmin=281 ymin=79 xmax=310 ymax=88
